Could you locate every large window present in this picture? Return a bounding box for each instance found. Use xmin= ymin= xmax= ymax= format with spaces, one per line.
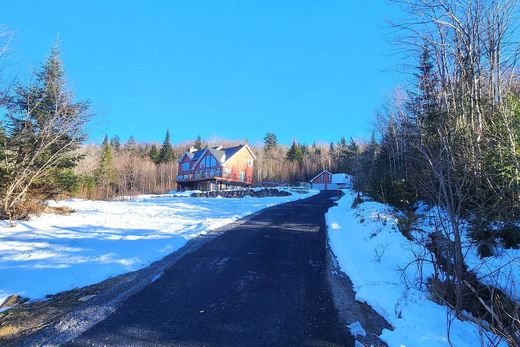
xmin=247 ymin=159 xmax=253 ymax=168
xmin=181 ymin=162 xmax=190 ymax=171
xmin=202 ymin=155 xmax=217 ymax=168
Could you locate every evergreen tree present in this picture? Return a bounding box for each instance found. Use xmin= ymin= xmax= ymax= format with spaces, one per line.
xmin=263 ymin=133 xmax=278 ymax=154
xmin=329 ymin=142 xmax=337 ymax=170
xmin=1 ymin=43 xmax=90 ymax=219
xmin=149 ymin=144 xmax=160 ymax=164
xmin=158 ymin=129 xmax=175 ymax=163
xmin=194 ymin=135 xmax=202 ymax=150
xmin=110 ymin=135 xmax=121 ymax=151
xmin=286 ymin=141 xmax=303 ymax=165
xmin=95 ymin=140 xmax=117 ymax=199
xmin=102 ymin=134 xmax=109 ymax=147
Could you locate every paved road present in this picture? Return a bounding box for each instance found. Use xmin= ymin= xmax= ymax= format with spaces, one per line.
xmin=67 ymin=191 xmax=354 ymax=347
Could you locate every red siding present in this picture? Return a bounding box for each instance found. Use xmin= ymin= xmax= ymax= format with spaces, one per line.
xmin=311 ymin=171 xmax=332 ymax=183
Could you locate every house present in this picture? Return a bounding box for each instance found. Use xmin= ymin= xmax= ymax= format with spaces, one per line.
xmin=310 ymin=170 xmax=350 ymax=190
xmin=176 ymin=144 xmax=256 ymax=191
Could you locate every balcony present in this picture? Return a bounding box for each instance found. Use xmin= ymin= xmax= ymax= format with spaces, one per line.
xmin=176 ymin=168 xmax=252 ymax=183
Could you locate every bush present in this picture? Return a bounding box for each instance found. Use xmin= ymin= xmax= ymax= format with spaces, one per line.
xmin=498 ymin=222 xmax=520 ymax=249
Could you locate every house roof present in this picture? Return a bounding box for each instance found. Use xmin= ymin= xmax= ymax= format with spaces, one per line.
xmin=310 ymin=170 xmax=333 ymax=182
xmin=309 ymin=170 xmax=349 ymax=184
xmin=185 ymin=144 xmax=257 ymax=167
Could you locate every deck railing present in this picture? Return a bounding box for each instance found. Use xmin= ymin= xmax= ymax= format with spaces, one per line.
xmin=176 ymin=168 xmax=251 ymax=183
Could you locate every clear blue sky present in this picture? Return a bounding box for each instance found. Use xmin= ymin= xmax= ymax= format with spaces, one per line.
xmin=1 ymin=1 xmax=405 ymax=145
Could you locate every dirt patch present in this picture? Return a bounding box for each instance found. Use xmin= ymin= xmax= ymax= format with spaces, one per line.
xmin=326 ymin=247 xmax=392 ymax=347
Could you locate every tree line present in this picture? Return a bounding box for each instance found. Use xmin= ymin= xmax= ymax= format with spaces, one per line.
xmin=338 ymin=0 xmax=520 ymax=343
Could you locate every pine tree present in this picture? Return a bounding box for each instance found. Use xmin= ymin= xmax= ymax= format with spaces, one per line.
xmin=110 ymin=135 xmax=121 ymax=151
xmin=194 ymin=135 xmax=202 ymax=150
xmin=96 ymin=140 xmax=117 ymax=199
xmin=286 ymin=141 xmax=303 ymax=165
xmin=1 ymin=43 xmax=90 ymax=219
xmin=263 ymin=133 xmax=278 ymax=154
xmin=149 ymin=144 xmax=160 ymax=164
xmin=158 ymin=129 xmax=175 ymax=164
xmin=329 ymin=142 xmax=337 ymax=170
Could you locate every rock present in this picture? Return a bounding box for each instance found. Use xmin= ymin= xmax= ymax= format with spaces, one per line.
xmin=0 ymin=294 xmax=29 ymax=309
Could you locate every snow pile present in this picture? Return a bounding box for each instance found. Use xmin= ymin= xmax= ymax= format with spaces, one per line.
xmin=0 ymin=190 xmax=316 ymax=305
xmin=326 ymin=189 xmax=505 ymax=347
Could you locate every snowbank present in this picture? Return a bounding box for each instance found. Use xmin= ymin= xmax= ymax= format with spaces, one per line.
xmin=0 ymin=190 xmax=317 ymax=305
xmin=326 ymin=189 xmax=505 ymax=347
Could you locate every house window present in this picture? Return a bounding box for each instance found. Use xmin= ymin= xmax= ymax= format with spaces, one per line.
xmin=181 ymin=162 xmax=190 ymax=171
xmin=247 ymin=159 xmax=253 ymax=168
xmin=203 ymin=155 xmax=217 ymax=168
xmin=239 ymin=171 xmax=245 ymax=181
xmin=223 ymin=167 xmax=231 ymax=177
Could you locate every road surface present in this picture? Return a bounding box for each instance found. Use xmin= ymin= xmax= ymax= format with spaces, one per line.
xmin=67 ymin=191 xmax=354 ymax=347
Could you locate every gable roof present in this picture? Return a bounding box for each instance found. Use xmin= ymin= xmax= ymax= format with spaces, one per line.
xmin=190 ymin=144 xmax=257 ymax=169
xmin=310 ymin=170 xmax=333 ymax=183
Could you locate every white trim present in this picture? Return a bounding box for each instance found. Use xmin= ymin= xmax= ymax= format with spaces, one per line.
xmin=221 ymin=144 xmax=257 ymax=164
xmin=310 ymin=169 xmax=333 ymax=183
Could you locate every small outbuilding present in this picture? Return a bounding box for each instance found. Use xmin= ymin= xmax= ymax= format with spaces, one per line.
xmin=310 ymin=170 xmax=350 ymax=190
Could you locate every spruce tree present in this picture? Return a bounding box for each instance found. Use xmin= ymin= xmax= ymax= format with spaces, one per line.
xmin=110 ymin=135 xmax=121 ymax=151
xmin=2 ymin=43 xmax=90 ymax=219
xmin=286 ymin=141 xmax=303 ymax=165
xmin=194 ymin=135 xmax=202 ymax=150
xmin=158 ymin=129 xmax=175 ymax=163
xmin=263 ymin=133 xmax=278 ymax=154
xmin=149 ymin=144 xmax=160 ymax=164
xmin=96 ymin=140 xmax=117 ymax=199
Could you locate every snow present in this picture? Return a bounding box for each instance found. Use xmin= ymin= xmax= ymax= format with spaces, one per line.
xmin=414 ymin=203 xmax=520 ymax=301
xmin=0 ymin=189 xmax=317 ymax=305
xmin=326 ymin=187 xmax=506 ymax=347
xmin=348 ymin=321 xmax=367 ymax=338
xmin=332 ymin=173 xmax=349 ymax=184
xmin=465 ymin=247 xmax=520 ymax=300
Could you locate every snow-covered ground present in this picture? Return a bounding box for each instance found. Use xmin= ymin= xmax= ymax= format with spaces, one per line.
xmin=326 ymin=184 xmax=506 ymax=346
xmin=414 ymin=204 xmax=520 ymax=302
xmin=0 ymin=189 xmax=317 ymax=306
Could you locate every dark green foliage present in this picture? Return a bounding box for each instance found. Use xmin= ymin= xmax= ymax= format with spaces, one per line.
xmin=148 ymin=144 xmax=160 ymax=164
xmin=286 ymin=141 xmax=303 ymax=165
xmin=263 ymin=133 xmax=278 ymax=154
xmin=158 ymin=129 xmax=175 ymax=163
xmin=498 ymin=223 xmax=520 ymax=249
xmin=1 ymin=44 xmax=90 ymax=218
xmin=95 ymin=141 xmax=117 ymax=198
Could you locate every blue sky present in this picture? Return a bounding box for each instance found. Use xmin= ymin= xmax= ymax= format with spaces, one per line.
xmin=1 ymin=1 xmax=405 ymax=145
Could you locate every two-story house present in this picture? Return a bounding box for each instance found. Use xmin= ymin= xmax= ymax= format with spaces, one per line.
xmin=176 ymin=144 xmax=256 ymax=191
